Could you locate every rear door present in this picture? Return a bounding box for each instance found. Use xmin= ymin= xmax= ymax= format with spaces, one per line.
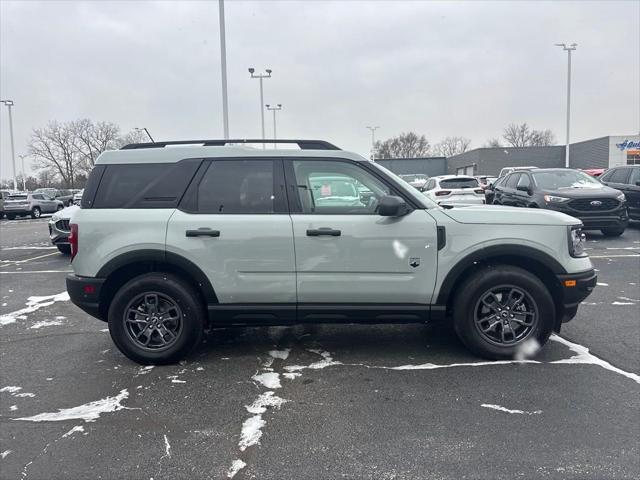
xmin=513 ymin=173 xmax=533 ymax=207
xmin=501 ymin=173 xmax=520 ymax=206
xmin=167 ymin=158 xmax=296 ymax=306
xmin=624 ymin=167 xmax=640 ymax=219
xmin=286 ymin=158 xmax=438 ymax=306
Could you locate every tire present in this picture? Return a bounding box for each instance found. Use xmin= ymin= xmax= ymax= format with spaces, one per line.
xmin=31 ymin=207 xmax=41 ymax=219
xmin=601 ymin=227 xmax=625 ymax=237
xmin=57 ymin=244 xmax=71 ymax=255
xmin=108 ymin=272 xmax=205 ymax=365
xmin=452 ymin=265 xmax=555 ymax=360
xmin=57 ymin=204 xmax=64 ymax=211
xmin=6 ymin=214 xmax=16 ymax=220
xmin=492 ymin=200 xmax=501 ymax=205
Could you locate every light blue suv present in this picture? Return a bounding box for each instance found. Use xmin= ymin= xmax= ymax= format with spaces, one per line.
xmin=66 ymin=139 xmax=597 ymax=364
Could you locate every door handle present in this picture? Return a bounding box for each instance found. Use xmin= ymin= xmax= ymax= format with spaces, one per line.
xmin=306 ymin=228 xmax=341 ymax=237
xmin=186 ymin=228 xmax=220 ymax=238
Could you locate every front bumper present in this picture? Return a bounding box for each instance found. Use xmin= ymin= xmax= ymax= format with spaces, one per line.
xmin=66 ymin=274 xmax=106 ymax=321
xmin=49 ymin=220 xmax=70 ymax=245
xmin=556 ymin=268 xmax=597 ymax=324
xmin=438 ymin=197 xmax=485 ymax=205
xmin=545 ymin=203 xmax=629 ymax=230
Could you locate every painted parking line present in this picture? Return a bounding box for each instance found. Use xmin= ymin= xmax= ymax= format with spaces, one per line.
xmin=0 ymin=270 xmax=73 ymax=274
xmin=0 ymin=252 xmax=61 ymax=265
xmin=590 ymin=254 xmax=640 ymax=258
xmin=1 ymin=246 xmax=57 ymax=251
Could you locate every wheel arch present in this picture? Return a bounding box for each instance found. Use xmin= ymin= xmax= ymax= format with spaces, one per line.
xmin=97 ymin=249 xmax=218 ymax=321
xmin=436 ymin=245 xmax=565 ymax=328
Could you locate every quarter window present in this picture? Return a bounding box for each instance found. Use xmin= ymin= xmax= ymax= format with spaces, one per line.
xmin=292 ymin=160 xmax=390 ymax=214
xmin=197 ymin=160 xmax=276 ymax=214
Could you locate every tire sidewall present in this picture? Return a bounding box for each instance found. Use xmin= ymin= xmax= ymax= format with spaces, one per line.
xmin=108 ymin=273 xmax=204 ymax=365
xmin=31 ymin=207 xmax=41 ymax=218
xmin=453 ymin=266 xmax=555 ymax=359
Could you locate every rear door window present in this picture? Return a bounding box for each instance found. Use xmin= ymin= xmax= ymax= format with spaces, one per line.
xmin=608 ymin=168 xmax=631 ymax=184
xmin=505 ymin=174 xmax=520 ymax=189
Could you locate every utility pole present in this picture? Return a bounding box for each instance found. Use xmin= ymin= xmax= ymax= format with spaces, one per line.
xmin=555 ymin=43 xmax=577 ymax=168
xmin=249 ymin=68 xmax=272 ymax=148
xmin=18 ymin=154 xmax=27 ymax=191
xmin=266 ymin=104 xmax=282 ymax=140
xmin=1 ymin=99 xmax=17 ymax=190
xmin=219 ymin=0 xmax=229 ymax=138
xmin=366 ymin=126 xmax=380 ymax=161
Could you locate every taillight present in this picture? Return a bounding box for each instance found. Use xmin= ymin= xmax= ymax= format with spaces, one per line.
xmin=474 ymin=189 xmax=485 ymax=194
xmin=435 ymin=190 xmax=452 ymax=196
xmin=69 ymin=223 xmax=78 ymax=261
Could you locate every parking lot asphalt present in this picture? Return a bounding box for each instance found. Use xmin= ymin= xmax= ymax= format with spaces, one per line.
xmin=0 ymin=216 xmax=638 ymax=480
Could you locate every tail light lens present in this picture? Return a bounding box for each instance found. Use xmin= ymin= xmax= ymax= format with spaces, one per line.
xmin=474 ymin=189 xmax=485 ymax=194
xmin=435 ymin=190 xmax=452 ymax=196
xmin=69 ymin=223 xmax=78 ymax=261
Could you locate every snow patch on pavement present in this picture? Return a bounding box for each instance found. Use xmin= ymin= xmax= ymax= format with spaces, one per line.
xmin=1 ymin=386 xmax=22 ymax=393
xmin=1 ymin=450 xmax=12 ymax=459
xmin=268 ymin=348 xmax=291 ymax=360
xmin=62 ymin=425 xmax=85 ymax=438
xmin=252 ymin=372 xmax=281 ymax=389
xmin=285 ymin=349 xmax=342 ymax=372
xmin=481 ymin=404 xmax=542 ymax=415
xmin=14 ymin=389 xmax=130 ymax=422
xmin=612 ymin=301 xmax=635 ymax=305
xmin=596 ymin=282 xmax=608 ymax=286
xmin=227 ymin=459 xmax=246 ymax=478
xmin=30 ymin=320 xmax=64 ymax=329
xmin=0 ymin=292 xmax=70 ymax=327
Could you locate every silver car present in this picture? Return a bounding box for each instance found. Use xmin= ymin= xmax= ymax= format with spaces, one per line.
xmin=3 ymin=193 xmax=64 ymax=219
xmin=49 ymin=205 xmax=79 ymax=254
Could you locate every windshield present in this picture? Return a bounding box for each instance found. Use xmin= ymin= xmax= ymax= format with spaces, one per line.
xmin=440 ymin=178 xmax=479 ymax=189
xmin=533 ymin=170 xmax=602 ymax=190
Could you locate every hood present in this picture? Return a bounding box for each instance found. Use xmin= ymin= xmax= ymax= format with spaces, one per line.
xmin=441 ymin=204 xmax=579 ymax=226
xmin=541 ymin=185 xmax=622 ymax=199
xmin=51 ymin=204 xmax=80 ymax=222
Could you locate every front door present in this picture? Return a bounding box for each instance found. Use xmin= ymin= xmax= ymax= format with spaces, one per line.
xmin=166 ymin=158 xmax=296 ymax=306
xmin=286 ymin=158 xmax=438 ymax=305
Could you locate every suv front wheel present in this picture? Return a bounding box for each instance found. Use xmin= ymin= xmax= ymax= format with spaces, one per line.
xmin=108 ymin=273 xmax=205 ymax=364
xmin=452 ymin=265 xmax=554 ymax=359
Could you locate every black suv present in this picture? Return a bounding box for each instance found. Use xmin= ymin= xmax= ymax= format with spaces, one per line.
xmin=599 ymin=165 xmax=640 ymax=221
xmin=493 ymin=168 xmax=628 ymax=236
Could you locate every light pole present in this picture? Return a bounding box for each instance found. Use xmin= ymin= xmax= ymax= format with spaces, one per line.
xmin=366 ymin=126 xmax=380 ymax=161
xmin=249 ymin=68 xmax=272 ymax=148
xmin=1 ymin=99 xmax=17 ymax=190
xmin=18 ymin=154 xmax=27 ymax=191
xmin=218 ymin=0 xmax=229 ymax=139
xmin=134 ymin=127 xmax=155 ymax=142
xmin=555 ymin=43 xmax=577 ymax=168
xmin=266 ymin=104 xmax=282 ymax=140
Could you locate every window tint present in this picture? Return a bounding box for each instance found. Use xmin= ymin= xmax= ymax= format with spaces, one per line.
xmin=629 ymin=167 xmax=640 ymax=185
xmin=32 ymin=194 xmax=44 ymax=200
xmin=608 ymin=168 xmax=631 ymax=184
xmin=506 ymin=173 xmax=520 ymax=188
xmin=197 ymin=160 xmax=276 ymax=214
xmin=93 ymin=161 xmax=200 ymax=209
xmin=292 ymin=160 xmax=390 ymax=214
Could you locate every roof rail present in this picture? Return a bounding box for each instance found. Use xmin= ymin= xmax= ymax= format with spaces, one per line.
xmin=121 ymin=139 xmax=340 ymax=151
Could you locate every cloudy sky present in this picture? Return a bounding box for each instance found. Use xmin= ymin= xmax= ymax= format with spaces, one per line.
xmin=1 ymin=0 xmax=638 ymax=178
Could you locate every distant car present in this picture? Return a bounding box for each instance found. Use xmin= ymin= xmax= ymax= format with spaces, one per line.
xmin=399 ymin=174 xmax=429 ymax=191
xmin=423 ymin=175 xmax=485 ymax=205
xmin=498 ymin=166 xmax=538 ymax=178
xmin=599 ymin=165 xmax=640 ymax=221
xmin=475 ymin=175 xmax=498 ymax=189
xmin=3 ymin=193 xmax=64 ymax=219
xmin=49 ymin=205 xmax=80 ymax=254
xmin=0 ymin=190 xmax=9 ymax=218
xmin=582 ymin=168 xmax=605 ymax=177
xmin=493 ymin=168 xmax=628 ymax=236
xmin=35 ymin=188 xmax=75 ymax=206
xmin=73 ymin=189 xmax=84 ymax=205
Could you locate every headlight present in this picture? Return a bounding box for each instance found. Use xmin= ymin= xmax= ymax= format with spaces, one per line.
xmin=544 ymin=194 xmax=570 ymax=203
xmin=617 ymin=192 xmax=626 ymax=202
xmin=568 ymin=226 xmax=587 ymax=258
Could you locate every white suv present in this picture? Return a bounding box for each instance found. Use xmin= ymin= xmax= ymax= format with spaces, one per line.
xmin=423 ymin=175 xmax=486 ymax=205
xmin=66 ymin=139 xmax=597 ymax=364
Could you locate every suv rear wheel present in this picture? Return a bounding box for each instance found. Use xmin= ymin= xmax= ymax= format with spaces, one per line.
xmin=31 ymin=207 xmax=41 ymax=219
xmin=452 ymin=265 xmax=554 ymax=359
xmin=108 ymin=273 xmax=205 ymax=364
xmin=601 ymin=227 xmax=625 ymax=237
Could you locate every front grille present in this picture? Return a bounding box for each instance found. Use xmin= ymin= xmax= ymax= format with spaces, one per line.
xmin=569 ymin=198 xmax=619 ymax=212
xmin=55 ymin=219 xmax=70 ymax=232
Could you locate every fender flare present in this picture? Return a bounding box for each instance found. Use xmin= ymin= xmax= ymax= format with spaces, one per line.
xmin=435 ymin=244 xmax=566 ymax=305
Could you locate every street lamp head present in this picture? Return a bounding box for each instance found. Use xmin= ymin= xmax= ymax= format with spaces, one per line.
xmin=248 ymin=67 xmax=255 ymax=74
xmin=0 ymin=99 xmax=14 ymax=106
xmin=265 ymin=69 xmax=272 ymax=75
xmin=277 ymin=104 xmax=282 ymax=108
xmin=265 ymin=104 xmax=270 ymax=108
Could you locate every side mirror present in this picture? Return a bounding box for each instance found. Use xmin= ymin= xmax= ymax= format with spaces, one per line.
xmin=378 ymin=195 xmax=409 ymax=217
xmin=516 ymin=185 xmax=532 ymax=195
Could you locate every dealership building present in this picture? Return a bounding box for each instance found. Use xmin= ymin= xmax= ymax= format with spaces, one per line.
xmin=376 ymin=134 xmax=640 ymax=177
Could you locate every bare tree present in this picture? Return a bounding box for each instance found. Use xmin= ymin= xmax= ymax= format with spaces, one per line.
xmin=75 ymin=119 xmax=121 ymax=172
xmin=28 ymin=121 xmax=81 ymax=188
xmin=373 ymin=132 xmax=431 ymax=159
xmin=115 ymin=129 xmax=151 ymax=148
xmin=433 ymin=136 xmax=471 ymax=157
xmin=484 ymin=137 xmax=502 ymax=148
xmin=502 ymin=123 xmax=556 ymax=147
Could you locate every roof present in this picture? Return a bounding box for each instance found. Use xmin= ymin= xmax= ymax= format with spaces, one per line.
xmin=96 ymin=141 xmax=368 ymax=165
xmin=433 ymin=174 xmax=476 ymax=180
